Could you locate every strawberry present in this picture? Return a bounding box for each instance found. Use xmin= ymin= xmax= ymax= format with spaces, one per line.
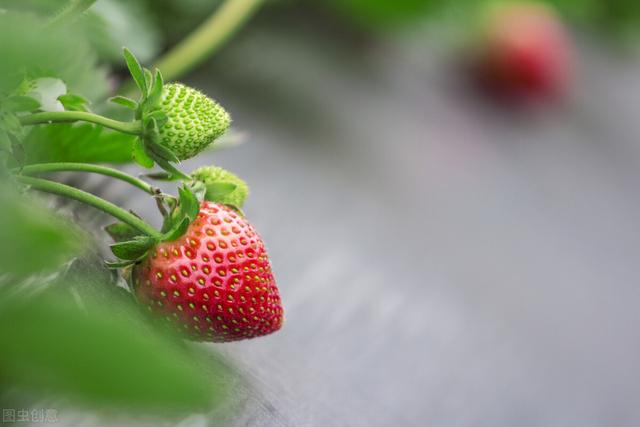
xmin=131 ymin=201 xmax=283 ymax=342
xmin=473 ymin=1 xmax=573 ymax=102
xmin=157 ymin=83 xmax=231 ymax=160
xmin=191 ymin=165 xmax=249 ymax=209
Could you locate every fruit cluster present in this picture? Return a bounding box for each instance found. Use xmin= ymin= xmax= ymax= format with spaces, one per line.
xmin=10 ymin=49 xmax=284 ymax=343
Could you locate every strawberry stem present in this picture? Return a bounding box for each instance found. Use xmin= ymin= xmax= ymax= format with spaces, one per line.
xmin=18 ymin=163 xmax=155 ymax=194
xmin=16 ymin=175 xmax=162 ymax=239
xmin=150 ymin=0 xmax=263 ymax=82
xmin=20 ymin=111 xmax=142 ymax=135
xmin=46 ymin=0 xmax=98 ymax=28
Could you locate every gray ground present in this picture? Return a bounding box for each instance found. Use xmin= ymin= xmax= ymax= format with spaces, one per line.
xmin=51 ymin=15 xmax=640 ymax=427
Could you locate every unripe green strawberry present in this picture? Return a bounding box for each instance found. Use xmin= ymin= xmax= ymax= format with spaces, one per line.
xmin=191 ymin=166 xmax=249 ymax=208
xmin=158 ymin=83 xmax=231 ymax=160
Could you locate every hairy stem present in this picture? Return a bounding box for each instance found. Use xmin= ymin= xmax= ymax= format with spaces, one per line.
xmin=17 ymin=175 xmax=161 ymax=239
xmin=20 ymin=111 xmax=142 ymax=135
xmin=18 ymin=163 xmax=154 ymax=194
xmin=47 ymin=0 xmax=98 ymax=28
xmin=153 ymin=0 xmax=263 ymax=82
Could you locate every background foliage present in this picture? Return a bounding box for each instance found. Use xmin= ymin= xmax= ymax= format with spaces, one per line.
xmin=2 ymin=0 xmax=640 ymax=421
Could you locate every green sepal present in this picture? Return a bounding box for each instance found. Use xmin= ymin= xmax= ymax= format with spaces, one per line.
xmin=148 ymin=153 xmax=190 ymax=181
xmin=146 ymin=140 xmax=179 ymax=164
xmin=205 ymin=182 xmax=237 ymax=200
xmin=145 ymin=110 xmax=168 ymax=129
xmin=105 ymin=222 xmax=143 ymax=243
xmin=110 ymin=235 xmax=156 ymax=261
xmin=136 ymin=100 xmax=189 ymax=182
xmin=142 ymin=171 xmax=180 ymax=181
xmin=4 ymin=95 xmax=41 ymax=113
xmin=109 ymin=95 xmax=138 ymax=110
xmin=143 ymin=69 xmax=153 ymax=95
xmin=178 ymin=185 xmax=199 ymax=222
xmin=161 ymin=217 xmax=190 ymax=242
xmin=187 ymin=179 xmax=207 ymax=201
xmin=58 ymin=93 xmax=89 ymax=112
xmin=143 ymin=114 xmax=158 ymax=133
xmin=146 ymin=69 xmax=164 ymax=110
xmin=157 ymin=185 xmax=201 ymax=242
xmin=132 ymin=138 xmax=154 ymax=168
xmin=142 ymin=117 xmax=180 ymax=164
xmin=105 ymin=259 xmax=137 ymax=269
xmin=123 ymin=48 xmax=147 ymax=97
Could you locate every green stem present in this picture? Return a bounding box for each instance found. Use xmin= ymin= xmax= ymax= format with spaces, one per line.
xmin=153 ymin=0 xmax=263 ymax=82
xmin=47 ymin=0 xmax=98 ymax=28
xmin=18 ymin=163 xmax=154 ymax=195
xmin=20 ymin=112 xmax=142 ymax=135
xmin=16 ymin=175 xmax=162 ymax=239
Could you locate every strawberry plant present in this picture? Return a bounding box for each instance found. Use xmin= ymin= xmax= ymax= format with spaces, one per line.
xmin=0 ymin=0 xmax=279 ymax=417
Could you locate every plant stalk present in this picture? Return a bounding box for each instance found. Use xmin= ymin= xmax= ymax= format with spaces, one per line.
xmin=153 ymin=0 xmax=263 ymax=82
xmin=19 ymin=163 xmax=154 ymax=195
xmin=20 ymin=112 xmax=142 ymax=135
xmin=47 ymin=0 xmax=98 ymax=28
xmin=16 ymin=175 xmax=161 ymax=239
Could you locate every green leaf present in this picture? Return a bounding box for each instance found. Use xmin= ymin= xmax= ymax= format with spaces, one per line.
xmin=2 ymin=111 xmax=22 ymax=134
xmin=22 ymin=123 xmax=136 ymax=164
xmin=85 ymin=0 xmax=162 ymax=65
xmin=178 ymin=186 xmax=200 ymax=222
xmin=4 ymin=95 xmax=41 ymax=113
xmin=25 ymin=78 xmax=67 ymax=112
xmin=58 ymin=93 xmax=90 ymax=112
xmin=0 ymin=13 xmax=108 ymax=100
xmin=123 ymin=47 xmax=147 ymax=96
xmin=328 ymin=0 xmax=435 ymax=30
xmin=105 ymin=222 xmax=142 ymax=243
xmin=0 ymin=289 xmax=230 ymax=413
xmin=109 ymin=95 xmax=138 ymax=110
xmin=0 ymin=185 xmax=81 ymax=278
xmin=0 ymin=128 xmax=11 ymax=152
xmin=110 ymin=235 xmax=156 ymax=260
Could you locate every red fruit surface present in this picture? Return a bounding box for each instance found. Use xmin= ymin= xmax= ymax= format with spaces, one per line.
xmin=475 ymin=2 xmax=573 ymax=101
xmin=132 ymin=201 xmax=283 ymax=342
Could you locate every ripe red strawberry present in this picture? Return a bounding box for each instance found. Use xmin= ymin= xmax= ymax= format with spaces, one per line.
xmin=474 ymin=1 xmax=573 ymax=102
xmin=132 ymin=201 xmax=283 ymax=342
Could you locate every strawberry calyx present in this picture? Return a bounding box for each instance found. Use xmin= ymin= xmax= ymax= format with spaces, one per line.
xmin=104 ymin=186 xmax=193 ymax=269
xmin=112 ymin=49 xmax=230 ymax=181
xmin=107 ymin=166 xmax=244 ymax=268
xmin=191 ymin=165 xmax=248 ymax=211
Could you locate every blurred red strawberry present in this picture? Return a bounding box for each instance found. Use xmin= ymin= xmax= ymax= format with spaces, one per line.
xmin=473 ymin=1 xmax=574 ymax=102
